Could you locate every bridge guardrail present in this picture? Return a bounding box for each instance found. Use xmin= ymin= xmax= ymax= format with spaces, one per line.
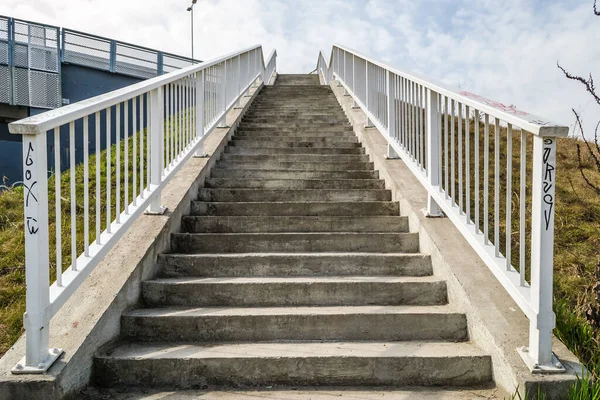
xmin=316 ymin=45 xmax=569 ymax=373
xmin=9 ymin=44 xmax=276 ymax=374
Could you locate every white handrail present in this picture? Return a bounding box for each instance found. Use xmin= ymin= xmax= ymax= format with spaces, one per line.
xmin=9 ymin=44 xmax=276 ymax=374
xmin=317 ymin=45 xmax=568 ymax=373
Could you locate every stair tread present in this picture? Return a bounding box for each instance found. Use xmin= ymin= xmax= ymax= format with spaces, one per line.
xmin=145 ymin=275 xmax=442 ymax=285
xmin=124 ymin=304 xmax=459 ymax=318
xmin=98 ymin=340 xmax=486 ymax=360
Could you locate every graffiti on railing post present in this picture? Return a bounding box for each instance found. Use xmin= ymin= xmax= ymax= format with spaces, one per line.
xmin=23 ymin=142 xmax=40 ymax=235
xmin=542 ymin=138 xmax=556 ymax=231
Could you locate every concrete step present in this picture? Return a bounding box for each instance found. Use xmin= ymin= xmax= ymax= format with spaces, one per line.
xmin=219 ymin=153 xmax=370 ymax=163
xmin=170 ymin=232 xmax=419 ymax=253
xmin=142 ymin=276 xmax=447 ymax=307
xmin=232 ymin=135 xmax=358 ymax=143
xmin=235 ymin=130 xmax=354 ymax=137
xmin=120 ymin=305 xmax=467 ymax=342
xmin=239 ymin=122 xmax=351 ymax=129
xmin=216 ymin=160 xmax=371 ymax=171
xmin=210 ymin=168 xmax=378 ymax=180
xmin=94 ymin=341 xmax=492 ymax=388
xmin=225 ymin=146 xmax=365 ymax=155
xmin=243 ymin=116 xmax=349 ymax=123
xmin=190 ymin=201 xmax=398 ymax=216
xmin=81 ymin=387 xmax=502 ymax=400
xmin=181 ymin=215 xmax=407 ymax=233
xmin=197 ymin=189 xmax=390 ymax=202
xmin=204 ymin=178 xmax=385 ymax=190
xmin=157 ymin=253 xmax=433 ymax=278
xmin=228 ymin=140 xmax=360 ymax=149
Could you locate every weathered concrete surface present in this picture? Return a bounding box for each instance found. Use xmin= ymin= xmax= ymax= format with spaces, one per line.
xmin=141 ymin=276 xmax=447 ymax=306
xmin=158 ymin=253 xmax=433 ymax=278
xmin=92 ymin=75 xmax=493 ymax=393
xmin=93 ymin=342 xmax=491 ymax=388
xmin=0 ymin=81 xmax=265 ymax=400
xmin=330 ymin=80 xmax=583 ymax=399
xmin=81 ymin=387 xmax=501 ymax=399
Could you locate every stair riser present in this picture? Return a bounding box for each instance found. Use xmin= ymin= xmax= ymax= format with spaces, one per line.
xmin=229 ymin=141 xmax=360 ymax=149
xmin=232 ymin=136 xmax=358 ymax=143
xmin=182 ymin=216 xmax=407 ymax=233
xmin=170 ymin=233 xmax=419 ymax=253
xmin=204 ymin=178 xmax=385 ymax=190
xmin=216 ymin=161 xmax=371 ymax=170
xmin=243 ymin=117 xmax=349 ymax=123
xmin=94 ymin=355 xmax=492 ymax=388
xmin=190 ymin=201 xmax=398 ymax=216
xmin=235 ymin=131 xmax=354 ymax=137
xmin=197 ymin=189 xmax=391 ymax=202
xmin=142 ymin=281 xmax=447 ymax=307
xmin=121 ymin=313 xmax=467 ymax=342
xmin=158 ymin=254 xmax=433 ymax=278
xmin=225 ymin=147 xmax=365 ymax=155
xmin=210 ymin=169 xmax=378 ymax=180
xmin=219 ymin=154 xmax=370 ymax=163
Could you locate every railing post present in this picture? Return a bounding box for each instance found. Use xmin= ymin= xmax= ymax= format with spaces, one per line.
xmin=218 ymin=62 xmax=228 ymax=128
xmin=385 ymin=70 xmax=398 ymax=159
xmin=109 ymin=40 xmax=117 ymax=73
xmin=425 ymin=89 xmax=443 ymax=217
xmin=146 ymin=87 xmax=167 ymax=215
xmin=13 ymin=134 xmax=63 ymax=374
xmin=519 ymin=135 xmax=563 ymax=372
xmin=194 ymin=70 xmax=207 ymax=157
xmin=365 ymin=59 xmax=373 ymax=128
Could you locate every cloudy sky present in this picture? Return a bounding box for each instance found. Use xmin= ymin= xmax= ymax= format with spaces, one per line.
xmin=2 ymin=0 xmax=599 ymax=134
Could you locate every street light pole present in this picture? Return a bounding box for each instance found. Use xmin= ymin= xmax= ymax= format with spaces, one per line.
xmin=186 ymin=0 xmax=197 ymax=60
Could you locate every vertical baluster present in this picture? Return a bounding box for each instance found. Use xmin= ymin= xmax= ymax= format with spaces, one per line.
xmin=458 ymin=102 xmax=463 ymax=213
xmin=106 ymin=108 xmax=111 ymax=233
xmin=419 ymin=85 xmax=424 ymax=168
xmin=401 ymin=78 xmax=406 ymax=148
xmin=124 ymin=101 xmax=129 ymax=213
xmin=146 ymin=95 xmax=151 ymax=188
xmin=484 ymin=114 xmax=490 ymax=244
xmin=450 ymin=99 xmax=455 ymax=204
xmin=140 ymin=96 xmax=145 ymax=197
xmin=474 ymin=109 xmax=480 ymax=232
xmin=69 ymin=121 xmax=77 ymax=270
xmin=506 ymin=124 xmax=513 ymax=269
xmin=444 ymin=97 xmax=449 ymax=197
xmin=494 ymin=118 xmax=500 ymax=257
xmin=83 ymin=116 xmax=89 ymax=256
xmin=519 ymin=131 xmax=527 ymax=286
xmin=115 ymin=104 xmax=121 ymax=223
xmin=132 ymin=98 xmax=137 ymax=205
xmin=54 ymin=127 xmax=62 ymax=285
xmin=95 ymin=112 xmax=101 ymax=245
xmin=465 ymin=105 xmax=470 ymax=222
xmin=166 ymin=85 xmax=170 ymax=166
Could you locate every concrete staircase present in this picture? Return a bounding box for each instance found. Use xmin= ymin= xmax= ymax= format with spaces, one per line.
xmin=93 ymin=74 xmax=493 ymax=391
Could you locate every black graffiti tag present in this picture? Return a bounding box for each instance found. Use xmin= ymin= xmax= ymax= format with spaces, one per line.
xmin=26 ymin=217 xmax=39 ymax=235
xmin=24 ymin=141 xmax=39 ymax=235
xmin=542 ymin=139 xmax=555 ymax=231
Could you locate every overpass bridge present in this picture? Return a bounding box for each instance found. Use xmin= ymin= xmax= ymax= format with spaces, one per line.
xmin=0 ymin=15 xmax=199 ymax=186
xmin=0 ymin=39 xmax=586 ymax=399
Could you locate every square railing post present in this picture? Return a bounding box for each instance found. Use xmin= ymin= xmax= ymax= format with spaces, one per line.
xmin=218 ymin=62 xmax=228 ymax=128
xmin=146 ymin=86 xmax=166 ymax=215
xmin=365 ymin=59 xmax=373 ymax=128
xmin=194 ymin=70 xmax=207 ymax=157
xmin=425 ymin=89 xmax=443 ymax=217
xmin=385 ymin=70 xmax=398 ymax=159
xmin=519 ymin=135 xmax=563 ymax=372
xmin=13 ymin=133 xmax=63 ymax=374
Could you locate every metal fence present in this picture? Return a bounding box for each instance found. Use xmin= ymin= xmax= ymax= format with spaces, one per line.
xmin=0 ymin=16 xmax=61 ymax=109
xmin=317 ymin=45 xmax=569 ymax=374
xmin=8 ymin=44 xmax=275 ymax=374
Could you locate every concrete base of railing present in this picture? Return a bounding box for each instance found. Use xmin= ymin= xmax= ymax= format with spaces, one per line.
xmin=330 ymin=80 xmax=584 ymax=399
xmin=0 ymin=81 xmax=264 ymax=400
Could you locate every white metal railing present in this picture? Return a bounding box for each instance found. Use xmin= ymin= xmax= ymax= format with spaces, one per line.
xmin=317 ymin=45 xmax=569 ymax=373
xmin=9 ymin=44 xmax=276 ymax=374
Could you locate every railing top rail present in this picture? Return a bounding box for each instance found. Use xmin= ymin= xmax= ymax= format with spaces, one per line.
xmin=331 ymin=44 xmax=568 ymax=137
xmin=0 ymin=14 xmax=61 ymax=30
xmin=9 ymin=44 xmax=263 ymax=136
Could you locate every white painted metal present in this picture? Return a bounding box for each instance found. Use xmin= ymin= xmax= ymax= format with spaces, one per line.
xmin=9 ymin=45 xmax=276 ymax=374
xmin=319 ymin=45 xmax=568 ymax=372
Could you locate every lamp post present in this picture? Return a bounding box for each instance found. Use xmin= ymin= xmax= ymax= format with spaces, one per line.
xmin=186 ymin=0 xmax=197 ymax=60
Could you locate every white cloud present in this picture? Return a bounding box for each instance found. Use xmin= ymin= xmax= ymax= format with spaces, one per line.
xmin=1 ymin=0 xmax=598 ymax=134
